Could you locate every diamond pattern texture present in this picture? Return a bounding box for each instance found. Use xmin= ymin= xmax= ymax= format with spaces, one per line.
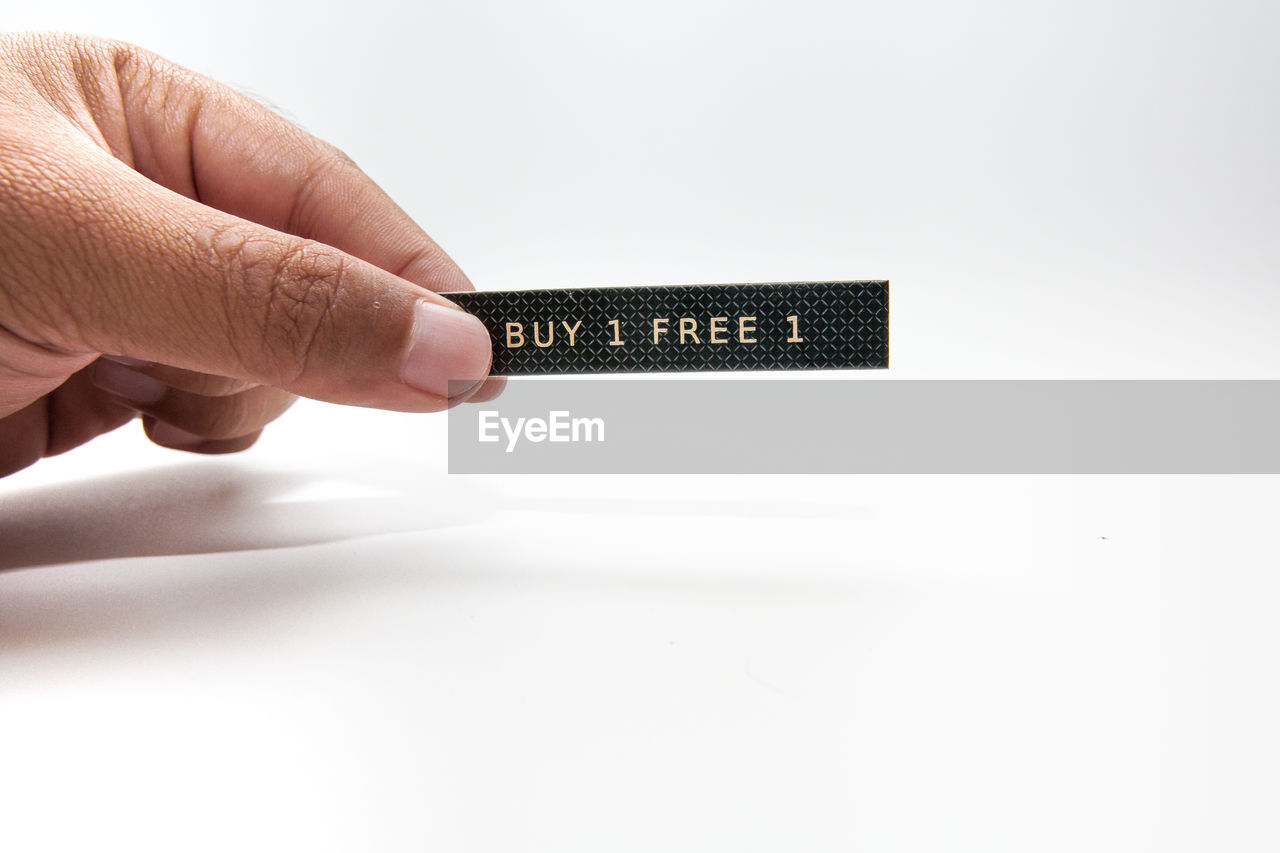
xmin=450 ymin=281 xmax=889 ymax=376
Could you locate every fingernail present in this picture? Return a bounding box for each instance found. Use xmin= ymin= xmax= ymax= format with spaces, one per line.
xmin=102 ymin=354 xmax=152 ymax=368
xmin=91 ymin=359 xmax=167 ymax=405
xmin=149 ymin=421 xmax=204 ymax=448
xmin=400 ymin=299 xmax=492 ymax=398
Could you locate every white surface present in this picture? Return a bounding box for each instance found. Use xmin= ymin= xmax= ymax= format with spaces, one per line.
xmin=2 ymin=1 xmax=1279 ymax=850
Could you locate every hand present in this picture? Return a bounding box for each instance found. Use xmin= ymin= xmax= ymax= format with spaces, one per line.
xmin=0 ymin=32 xmax=499 ymax=478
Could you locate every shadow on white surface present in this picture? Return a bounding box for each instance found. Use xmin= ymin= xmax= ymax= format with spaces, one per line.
xmin=0 ymin=461 xmax=486 ymax=572
xmin=0 ymin=462 xmax=868 ymax=573
xmin=0 ymin=461 xmax=870 ymax=652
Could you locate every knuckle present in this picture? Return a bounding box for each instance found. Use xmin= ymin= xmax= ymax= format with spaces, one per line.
xmin=287 ymin=145 xmax=360 ymax=235
xmin=320 ymin=143 xmax=357 ymax=169
xmin=1 ymin=33 xmax=128 ymax=125
xmin=109 ymin=38 xmax=197 ymax=98
xmin=264 ymin=243 xmax=344 ymax=376
xmin=196 ymin=223 xmax=346 ymax=384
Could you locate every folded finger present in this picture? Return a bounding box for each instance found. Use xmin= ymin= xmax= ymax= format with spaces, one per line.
xmin=142 ymin=417 xmax=264 ymax=455
xmin=99 ymin=357 xmax=259 ymax=397
xmin=91 ymin=359 xmax=295 ymax=440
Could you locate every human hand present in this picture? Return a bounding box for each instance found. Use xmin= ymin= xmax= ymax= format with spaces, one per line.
xmin=0 ymin=32 xmax=498 ymax=478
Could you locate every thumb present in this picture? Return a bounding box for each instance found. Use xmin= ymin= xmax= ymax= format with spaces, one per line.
xmin=42 ymin=154 xmax=494 ymax=411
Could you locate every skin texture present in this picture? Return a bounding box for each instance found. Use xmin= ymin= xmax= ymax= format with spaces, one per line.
xmin=0 ymin=32 xmax=502 ymax=478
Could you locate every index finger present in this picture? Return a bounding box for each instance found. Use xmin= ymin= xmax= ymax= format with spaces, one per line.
xmin=107 ymin=40 xmax=472 ymax=294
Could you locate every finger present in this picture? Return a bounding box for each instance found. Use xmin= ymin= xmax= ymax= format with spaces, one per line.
xmin=0 ymin=399 xmax=47 ymax=478
xmin=107 ymin=41 xmax=472 ymax=294
xmin=104 ymin=42 xmax=501 ymax=409
xmin=44 ymin=367 xmax=138 ymax=456
xmin=0 ymin=370 xmax=135 ymax=477
xmin=15 ymin=145 xmax=492 ymax=411
xmin=142 ymin=416 xmax=263 ymax=455
xmin=100 ymin=357 xmax=258 ymax=397
xmin=91 ymin=359 xmax=295 ymax=440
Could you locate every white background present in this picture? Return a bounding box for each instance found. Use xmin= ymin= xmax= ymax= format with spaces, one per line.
xmin=1 ymin=1 xmax=1278 ymax=850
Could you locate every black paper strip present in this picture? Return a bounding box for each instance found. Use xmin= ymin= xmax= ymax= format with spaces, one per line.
xmin=448 ymin=280 xmax=889 ymax=376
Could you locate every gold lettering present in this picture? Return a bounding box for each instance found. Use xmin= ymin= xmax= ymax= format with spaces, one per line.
xmin=607 ymin=319 xmax=625 ymax=346
xmin=533 ymin=322 xmax=555 ymax=348
xmin=786 ymin=315 xmax=804 ymax=343
xmin=678 ymin=317 xmax=701 ymax=344
xmin=562 ymin=319 xmax=583 ymax=346
xmin=738 ymin=316 xmax=757 ymax=343
xmin=506 ymin=322 xmax=525 ymax=348
xmin=652 ymin=318 xmax=669 ymax=344
xmin=709 ymin=317 xmax=728 ymax=344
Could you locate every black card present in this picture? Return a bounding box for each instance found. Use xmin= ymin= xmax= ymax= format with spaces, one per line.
xmin=449 ymin=280 xmax=889 ymax=376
